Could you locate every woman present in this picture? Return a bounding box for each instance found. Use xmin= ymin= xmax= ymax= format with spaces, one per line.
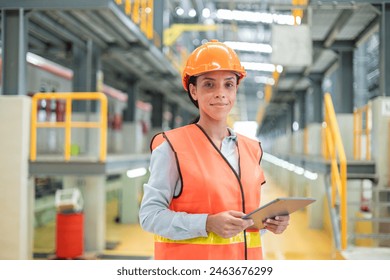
xmin=139 ymin=40 xmax=289 ymax=260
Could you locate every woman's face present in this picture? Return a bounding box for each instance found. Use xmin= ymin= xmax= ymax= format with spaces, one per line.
xmin=189 ymin=71 xmax=238 ymax=123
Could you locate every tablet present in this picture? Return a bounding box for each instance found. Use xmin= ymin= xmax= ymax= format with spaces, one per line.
xmin=242 ymin=197 xmax=316 ymax=229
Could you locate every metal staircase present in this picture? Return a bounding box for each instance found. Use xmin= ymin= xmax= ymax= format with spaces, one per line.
xmin=323 ymin=93 xmax=390 ymax=258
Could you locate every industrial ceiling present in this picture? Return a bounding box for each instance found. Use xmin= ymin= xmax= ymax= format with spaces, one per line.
xmin=0 ymin=0 xmax=382 ymax=132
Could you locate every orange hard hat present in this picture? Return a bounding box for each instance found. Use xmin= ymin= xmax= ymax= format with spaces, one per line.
xmin=182 ymin=40 xmax=246 ymax=91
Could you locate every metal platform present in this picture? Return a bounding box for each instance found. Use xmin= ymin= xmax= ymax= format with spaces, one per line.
xmin=341 ymin=246 xmax=390 ymax=260
xmin=282 ymin=154 xmax=376 ymax=179
xmin=29 ymin=153 xmax=150 ymax=176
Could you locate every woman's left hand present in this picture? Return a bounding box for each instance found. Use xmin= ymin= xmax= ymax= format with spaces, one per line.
xmin=263 ymin=215 xmax=290 ymax=234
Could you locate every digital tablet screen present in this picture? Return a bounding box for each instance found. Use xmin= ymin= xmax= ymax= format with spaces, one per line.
xmin=242 ymin=197 xmax=316 ymax=229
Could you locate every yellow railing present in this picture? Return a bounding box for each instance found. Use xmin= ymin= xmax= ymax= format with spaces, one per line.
xmin=292 ymin=0 xmax=308 ymax=25
xmin=30 ymin=92 xmax=107 ymax=162
xmin=353 ymin=104 xmax=371 ymax=160
xmin=323 ymin=92 xmax=348 ymax=250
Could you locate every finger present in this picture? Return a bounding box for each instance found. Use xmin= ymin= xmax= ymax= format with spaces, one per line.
xmin=264 ymin=224 xmax=286 ymax=234
xmin=228 ymin=210 xmax=246 ymax=216
xmin=275 ymin=215 xmax=290 ymax=221
xmin=230 ymin=216 xmax=253 ymax=227
xmin=265 ymin=218 xmax=280 ymax=226
xmin=266 ymin=218 xmax=289 ymax=227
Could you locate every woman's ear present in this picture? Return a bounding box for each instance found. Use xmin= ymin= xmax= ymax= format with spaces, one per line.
xmin=189 ymin=84 xmax=197 ymax=100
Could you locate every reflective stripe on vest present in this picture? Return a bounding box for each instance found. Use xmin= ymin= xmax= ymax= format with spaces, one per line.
xmin=155 ymin=231 xmax=261 ymax=248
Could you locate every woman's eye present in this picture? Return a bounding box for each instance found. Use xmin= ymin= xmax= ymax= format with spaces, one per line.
xmin=204 ymin=82 xmax=213 ymax=88
xmin=226 ymin=83 xmax=234 ymax=88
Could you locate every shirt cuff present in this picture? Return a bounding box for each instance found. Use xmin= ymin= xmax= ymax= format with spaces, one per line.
xmin=190 ymin=214 xmax=208 ymax=237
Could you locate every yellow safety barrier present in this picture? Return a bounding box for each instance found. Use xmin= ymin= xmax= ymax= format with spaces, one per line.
xmin=163 ymin=24 xmax=218 ymax=47
xmin=30 ymin=92 xmax=107 ymax=162
xmin=323 ymin=92 xmax=348 ymax=250
xmin=115 ymin=0 xmax=154 ymax=40
xmin=353 ymin=104 xmax=371 ymax=160
xmin=292 ymin=0 xmax=308 ymax=25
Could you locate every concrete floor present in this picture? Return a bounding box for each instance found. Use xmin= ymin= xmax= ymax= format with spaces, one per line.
xmin=34 ymin=171 xmax=346 ymax=260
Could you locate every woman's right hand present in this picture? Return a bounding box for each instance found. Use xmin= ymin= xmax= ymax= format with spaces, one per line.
xmin=206 ymin=210 xmax=254 ymax=239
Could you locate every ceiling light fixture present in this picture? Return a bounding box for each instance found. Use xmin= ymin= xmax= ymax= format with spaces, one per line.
xmin=241 ymin=62 xmax=283 ymax=73
xmin=254 ymin=76 xmax=275 ymax=85
xmin=224 ymin=41 xmax=272 ymax=53
xmin=175 ymin=7 xmax=184 ymax=16
xmin=202 ymin=8 xmax=211 ymax=18
xmin=216 ymin=9 xmax=295 ymax=25
xmin=127 ymin=167 xmax=147 ymax=178
xmin=188 ymin=9 xmax=197 ymax=18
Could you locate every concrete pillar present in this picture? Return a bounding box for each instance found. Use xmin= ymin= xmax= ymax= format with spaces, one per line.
xmin=371 ymin=97 xmax=390 ymax=187
xmin=378 ymin=3 xmax=390 ymax=97
xmin=123 ymin=81 xmax=139 ymax=123
xmin=0 ymin=96 xmax=33 ymax=259
xmin=119 ymin=173 xmax=143 ymax=224
xmin=307 ymin=173 xmax=326 ymax=229
xmin=1 ymin=9 xmax=28 ymax=96
xmin=169 ymin=103 xmax=179 ymax=129
xmin=150 ymin=92 xmax=164 ymax=130
xmin=355 ymin=44 xmax=369 ymax=107
xmin=72 ymin=39 xmax=101 ymax=112
xmin=123 ymin=82 xmax=144 ymax=154
xmin=287 ymin=101 xmax=294 ymax=133
xmin=307 ymin=74 xmax=323 ymax=124
xmin=296 ymin=90 xmax=306 ymax=130
xmin=336 ymin=114 xmax=354 ymax=159
xmin=370 ymin=97 xmax=390 ymax=246
xmin=335 ymin=50 xmax=354 ymax=113
xmin=63 ymin=175 xmax=106 ymax=254
xmin=306 ymin=123 xmax=323 ymax=157
xmin=153 ymin=0 xmax=165 ymax=49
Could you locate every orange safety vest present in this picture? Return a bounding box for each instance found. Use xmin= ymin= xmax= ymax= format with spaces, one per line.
xmin=150 ymin=124 xmax=265 ymax=260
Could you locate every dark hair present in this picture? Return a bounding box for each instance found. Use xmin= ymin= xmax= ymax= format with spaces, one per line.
xmin=187 ymin=76 xmax=199 ymax=108
xmin=187 ymin=76 xmax=200 ymax=124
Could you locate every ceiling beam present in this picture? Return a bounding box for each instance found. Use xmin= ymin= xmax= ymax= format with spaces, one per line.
xmin=311 ymin=0 xmax=390 ymax=4
xmin=0 ymin=0 xmax=110 ymax=10
xmin=355 ymin=15 xmax=380 ymax=46
xmin=30 ymin=12 xmax=86 ymax=47
xmin=324 ymin=9 xmax=354 ymax=48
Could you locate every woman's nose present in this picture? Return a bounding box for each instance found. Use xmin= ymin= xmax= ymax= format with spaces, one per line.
xmin=214 ymin=86 xmax=226 ymax=98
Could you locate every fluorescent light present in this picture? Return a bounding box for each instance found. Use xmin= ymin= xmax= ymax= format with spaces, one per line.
xmin=127 ymin=167 xmax=147 ymax=178
xmin=216 ymin=9 xmax=295 ymax=25
xmin=254 ymin=76 xmax=275 ymax=85
xmin=202 ymin=8 xmax=211 ymax=18
xmin=292 ymin=121 xmax=300 ymax=131
xmin=188 ymin=9 xmax=197 ymax=18
xmin=224 ymin=41 xmax=272 ymax=53
xmin=294 ymin=166 xmax=305 ymax=175
xmin=175 ymin=7 xmax=184 ymax=16
xmin=241 ymin=62 xmax=276 ymax=72
xmin=262 ymin=152 xmax=319 ymax=181
xmin=304 ymin=170 xmax=318 ymax=180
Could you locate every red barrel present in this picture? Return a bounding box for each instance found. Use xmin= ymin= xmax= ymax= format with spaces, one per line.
xmin=56 ymin=213 xmax=84 ymax=259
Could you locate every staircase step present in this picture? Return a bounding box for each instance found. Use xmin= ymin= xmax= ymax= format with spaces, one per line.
xmin=347 ymin=201 xmax=390 ymax=206
xmin=352 ymin=233 xmax=390 ymax=239
xmin=351 ymin=217 xmax=390 ymax=223
xmin=347 ymin=173 xmax=378 ymax=181
xmin=341 ymin=246 xmax=390 ymax=260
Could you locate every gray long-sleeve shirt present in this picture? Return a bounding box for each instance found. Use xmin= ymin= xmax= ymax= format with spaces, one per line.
xmin=139 ymin=128 xmax=239 ymax=240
